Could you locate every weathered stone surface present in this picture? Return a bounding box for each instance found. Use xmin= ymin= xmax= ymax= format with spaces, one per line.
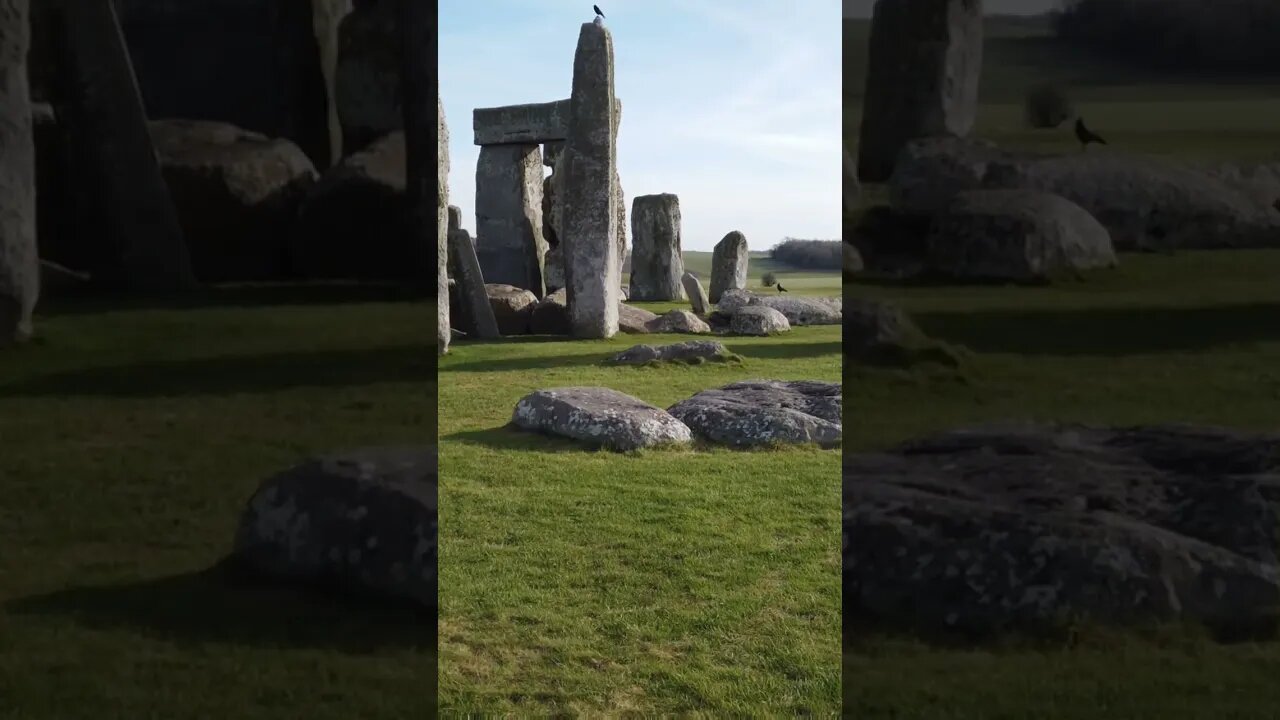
xmin=646 ymin=310 xmax=711 ymax=335
xmin=709 ymin=231 xmax=748 ymax=304
xmin=543 ymin=141 xmax=564 ymax=167
xmin=473 ymin=99 xmax=570 ymax=145
xmin=292 ymin=132 xmax=412 ymax=280
xmin=447 ymin=205 xmax=462 ymax=235
xmin=530 ymin=288 xmax=570 ymax=335
xmin=474 ymin=143 xmax=546 ymax=296
xmin=844 ymin=297 xmax=965 ymax=367
xmin=486 ymin=283 xmax=538 ymax=336
xmin=857 ymin=0 xmax=984 ymax=182
xmin=1203 ymin=161 xmax=1280 ymax=212
xmin=891 ymin=137 xmax=1280 ymax=251
xmin=845 ymin=145 xmax=861 ymax=213
xmin=543 ymin=245 xmax=564 ymax=292
xmin=629 ymin=193 xmax=685 ymax=301
xmin=0 ymin=0 xmax=38 ymax=346
xmin=717 ymin=290 xmax=843 ymax=327
xmin=449 ymin=229 xmax=500 ymax=339
xmin=618 ymin=303 xmax=658 ymax=334
xmin=731 ymin=306 xmax=790 ymax=336
xmin=335 ymin=0 xmax=401 ymax=155
xmin=233 ymin=446 xmax=437 ymax=609
xmin=928 ymin=189 xmax=1117 ymax=282
xmin=607 ymin=340 xmax=729 ymax=366
xmin=845 ymin=424 xmax=1280 ymax=636
xmin=615 ymin=166 xmax=627 ymax=294
xmin=542 ymin=173 xmax=559 ymax=248
xmin=151 ymin=120 xmax=319 ymax=282
xmin=436 ymin=100 xmax=448 ymax=353
xmin=58 ymin=0 xmax=195 ymax=291
xmin=561 ymin=22 xmax=619 ymax=338
xmin=682 ymin=271 xmax=709 ymax=315
xmin=669 ymin=380 xmax=842 ymax=448
xmin=114 ymin=0 xmax=347 ymax=169
xmin=512 ymin=387 xmax=692 ymax=451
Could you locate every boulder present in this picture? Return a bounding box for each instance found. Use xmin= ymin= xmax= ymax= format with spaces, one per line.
xmin=709 ymin=231 xmax=748 ymax=303
xmin=512 ymin=387 xmax=693 ymax=451
xmin=890 ymin=137 xmax=1280 ymax=251
xmin=646 ymin=309 xmax=711 ymax=335
xmin=857 ymin=0 xmax=983 ymax=182
xmin=486 ymin=283 xmax=537 ymax=336
xmin=928 ymin=189 xmax=1117 ymax=282
xmin=606 ymin=340 xmax=730 ymax=366
xmin=292 ymin=131 xmax=411 ymax=281
xmin=717 ymin=289 xmax=842 ymax=326
xmin=233 ymin=446 xmax=437 ymax=609
xmin=731 ymin=305 xmax=791 ymax=336
xmin=618 ymin=303 xmax=659 ymax=334
xmin=151 ymin=119 xmax=318 ymax=282
xmin=844 ymin=424 xmax=1280 ymax=637
xmin=668 ymin=380 xmax=842 ymax=448
xmin=682 ymin=271 xmax=710 ymax=315
xmin=530 ymin=288 xmax=570 ymax=335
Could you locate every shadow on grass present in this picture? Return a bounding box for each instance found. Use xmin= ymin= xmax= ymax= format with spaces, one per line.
xmin=914 ymin=303 xmax=1280 ymax=357
xmin=724 ymin=340 xmax=843 ymax=360
xmin=444 ymin=425 xmax=624 ymax=453
xmin=0 ymin=346 xmax=435 ymax=397
xmin=441 ymin=349 xmax=613 ymax=374
xmin=39 ymin=282 xmax=420 ymax=317
xmin=6 ymin=560 xmax=435 ymax=653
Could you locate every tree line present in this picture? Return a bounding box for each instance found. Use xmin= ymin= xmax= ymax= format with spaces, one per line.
xmin=770 ymin=238 xmax=841 ymax=270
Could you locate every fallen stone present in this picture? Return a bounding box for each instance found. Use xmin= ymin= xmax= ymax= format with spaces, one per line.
xmin=486 ymin=283 xmax=538 ymax=336
xmin=845 ymin=424 xmax=1280 ymax=637
xmin=646 ymin=309 xmax=711 ymax=335
xmin=606 ymin=340 xmax=731 ymax=366
xmin=530 ymin=288 xmax=570 ymax=335
xmin=618 ymin=303 xmax=658 ymax=334
xmin=717 ymin=289 xmax=842 ymax=326
xmin=233 ymin=446 xmax=437 ymax=609
xmin=512 ymin=387 xmax=692 ymax=451
xmin=731 ymin=305 xmax=791 ymax=336
xmin=668 ymin=380 xmax=842 ymax=448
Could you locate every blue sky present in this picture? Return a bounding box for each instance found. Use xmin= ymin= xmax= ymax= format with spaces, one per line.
xmin=843 ymin=0 xmax=1059 ymax=16
xmin=439 ymin=0 xmax=841 ymax=252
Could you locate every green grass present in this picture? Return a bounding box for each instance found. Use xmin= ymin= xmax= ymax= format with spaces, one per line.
xmin=438 ymin=320 xmax=841 ymax=715
xmin=0 ymin=287 xmax=437 ymax=719
xmin=844 ymin=15 xmax=1280 ymax=720
xmin=682 ymin=250 xmax=843 ymax=297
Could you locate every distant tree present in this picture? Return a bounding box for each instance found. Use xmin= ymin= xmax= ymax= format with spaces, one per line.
xmin=1024 ymin=83 xmax=1074 ymax=128
xmin=770 ymin=238 xmax=842 ymax=270
xmin=762 ymin=271 xmax=777 ymax=287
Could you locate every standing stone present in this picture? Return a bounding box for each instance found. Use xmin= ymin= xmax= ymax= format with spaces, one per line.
xmin=616 ymin=169 xmax=627 ymax=293
xmin=335 ymin=0 xmax=401 ymax=156
xmin=682 ymin=271 xmax=709 ymax=315
xmin=561 ymin=21 xmax=618 ymax=339
xmin=857 ymin=0 xmax=984 ymax=182
xmin=0 ymin=0 xmax=37 ymax=345
xmin=844 ymin=145 xmax=861 ymax=213
xmin=435 ymin=95 xmax=448 ymax=354
xmin=448 ymin=229 xmax=500 ymax=339
xmin=447 ymin=205 xmax=462 ymax=236
xmin=629 ymin=194 xmax=684 ymax=301
xmin=709 ymin=231 xmax=749 ymax=304
xmin=474 ymin=144 xmax=546 ymax=297
xmin=57 ymin=0 xmax=195 ymax=291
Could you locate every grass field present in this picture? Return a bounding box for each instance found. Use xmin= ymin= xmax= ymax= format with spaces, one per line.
xmin=438 ymin=255 xmax=843 ymax=715
xmin=845 ymin=14 xmax=1280 ymax=720
xmin=0 ymin=287 xmax=437 ymax=719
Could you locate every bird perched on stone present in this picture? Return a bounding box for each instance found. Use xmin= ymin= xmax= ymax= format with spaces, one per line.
xmin=593 ymin=5 xmax=605 ymax=19
xmin=1075 ymin=116 xmax=1107 ymax=151
xmin=776 ymin=283 xmax=788 ymax=293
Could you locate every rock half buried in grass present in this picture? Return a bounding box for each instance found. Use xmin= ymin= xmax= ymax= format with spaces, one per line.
xmin=731 ymin=305 xmax=791 ymax=336
xmin=844 ymin=424 xmax=1280 ymax=639
xmin=845 ymin=298 xmax=965 ymax=367
xmin=606 ymin=340 xmax=733 ymax=366
xmin=233 ymin=447 xmax=438 ymax=609
xmin=717 ymin=289 xmax=842 ymax=326
xmin=645 ymin=309 xmax=711 ymax=334
xmin=668 ymin=380 xmax=842 ymax=448
xmin=512 ymin=387 xmax=692 ymax=451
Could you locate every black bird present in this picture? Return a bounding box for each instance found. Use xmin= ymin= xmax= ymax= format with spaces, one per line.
xmin=1075 ymin=116 xmax=1107 ymax=151
xmin=776 ymin=283 xmax=788 ymax=293
xmin=593 ymin=5 xmax=605 ymax=19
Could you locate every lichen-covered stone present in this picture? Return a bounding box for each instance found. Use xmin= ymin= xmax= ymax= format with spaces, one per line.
xmin=629 ymin=193 xmax=684 ymax=301
xmin=486 ymin=283 xmax=538 ymax=336
xmin=716 ymin=289 xmax=842 ymax=326
xmin=709 ymin=231 xmax=748 ymax=304
xmin=668 ymin=380 xmax=842 ymax=448
xmin=234 ymin=446 xmax=438 ymax=609
xmin=606 ymin=340 xmax=729 ymax=366
xmin=730 ymin=305 xmax=791 ymax=336
xmin=512 ymin=387 xmax=692 ymax=451
xmin=645 ymin=309 xmax=711 ymax=335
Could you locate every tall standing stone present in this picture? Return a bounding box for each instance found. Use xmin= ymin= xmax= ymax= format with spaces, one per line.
xmin=629 ymin=194 xmax=684 ymax=301
xmin=857 ymin=0 xmax=984 ymax=182
xmin=474 ymin=144 xmax=546 ymax=297
xmin=682 ymin=272 xmax=709 ymax=315
xmin=400 ymin=0 xmax=443 ymax=350
xmin=709 ymin=231 xmax=748 ymax=304
xmin=561 ymin=20 xmax=618 ymax=339
xmin=435 ymin=95 xmax=449 ymax=354
xmin=0 ymin=0 xmax=37 ymax=345
xmin=57 ymin=0 xmax=195 ymax=291
xmin=615 ymin=169 xmax=627 ymax=293
xmin=448 ymin=228 xmax=500 ymax=340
